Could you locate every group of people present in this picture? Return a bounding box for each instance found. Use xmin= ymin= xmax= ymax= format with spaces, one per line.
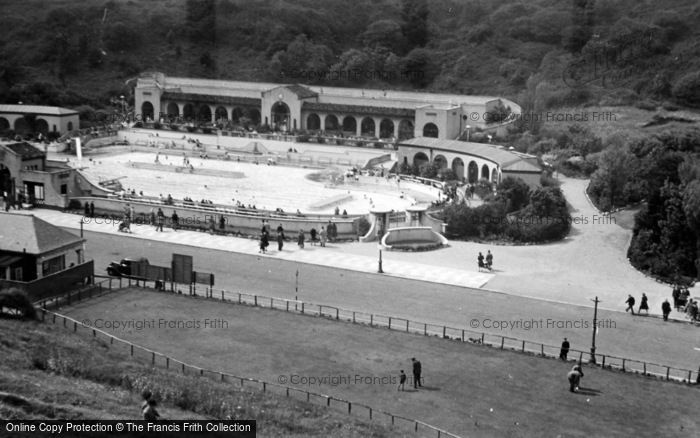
xmin=624 ymin=293 xmax=649 ymax=315
xmin=260 ymin=220 xmax=338 ymax=252
xmin=477 ymin=251 xmax=494 ymax=272
xmin=397 ymin=358 xmax=423 ymax=391
xmin=625 ymin=290 xmax=699 ymax=322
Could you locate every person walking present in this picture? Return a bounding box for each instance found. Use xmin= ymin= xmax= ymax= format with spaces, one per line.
xmin=156 ymin=208 xmax=165 ymax=232
xmin=485 ymin=250 xmax=493 ymax=271
xmin=567 ymin=365 xmax=584 ymax=393
xmin=625 ymin=294 xmax=636 ymax=315
xmin=477 ymin=252 xmax=485 ymax=271
xmin=398 ymin=370 xmax=407 ymax=391
xmin=559 ymin=338 xmax=570 ymax=360
xmin=661 ymin=299 xmax=672 ymax=321
xmin=411 ymin=358 xmax=422 ymax=389
xmin=310 ymin=228 xmax=317 ymax=246
xmin=639 ymin=293 xmax=649 ymax=315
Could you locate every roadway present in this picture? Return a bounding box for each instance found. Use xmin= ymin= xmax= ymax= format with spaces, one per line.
xmin=80 ymin=229 xmax=699 ymax=373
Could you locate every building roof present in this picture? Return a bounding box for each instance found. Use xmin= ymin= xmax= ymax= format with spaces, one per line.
xmin=399 ymin=137 xmax=541 ymax=172
xmin=3 ymin=142 xmax=45 ymax=160
xmin=0 ymin=213 xmax=84 ymax=255
xmin=0 ymin=104 xmax=78 ymax=116
xmin=150 ymin=75 xmax=520 ymax=113
xmin=285 ymin=84 xmax=318 ymax=99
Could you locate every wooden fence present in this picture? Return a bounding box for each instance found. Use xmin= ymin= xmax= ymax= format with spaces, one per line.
xmin=39 ymin=279 xmax=700 ymax=388
xmin=39 ymin=305 xmax=460 ymax=438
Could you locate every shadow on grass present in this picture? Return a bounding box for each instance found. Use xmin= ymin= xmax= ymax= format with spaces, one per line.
xmin=576 ymin=387 xmax=602 ymax=396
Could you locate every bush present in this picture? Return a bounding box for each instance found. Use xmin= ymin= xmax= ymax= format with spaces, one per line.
xmin=0 ymin=289 xmax=37 ymax=320
xmin=672 ymin=72 xmax=700 ymax=107
xmin=356 ymin=217 xmax=371 ymax=236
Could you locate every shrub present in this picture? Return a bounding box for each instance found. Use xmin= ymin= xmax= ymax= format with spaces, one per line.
xmin=672 ymin=72 xmax=700 ymax=107
xmin=356 ymin=217 xmax=371 ymax=236
xmin=0 ymin=289 xmax=37 ymax=320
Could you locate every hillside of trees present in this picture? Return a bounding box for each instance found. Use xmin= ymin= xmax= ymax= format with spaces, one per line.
xmin=1 ymin=0 xmax=700 ymax=112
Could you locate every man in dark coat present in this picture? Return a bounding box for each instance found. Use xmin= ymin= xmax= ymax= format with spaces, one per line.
xmin=661 ymin=299 xmax=671 ymax=321
xmin=559 ymin=338 xmax=570 ymax=360
xmin=625 ymin=295 xmax=636 ymax=315
xmin=411 ymin=358 xmax=422 ymax=389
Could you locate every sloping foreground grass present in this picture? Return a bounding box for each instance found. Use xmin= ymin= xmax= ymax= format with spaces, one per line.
xmin=0 ymin=317 xmax=398 ymax=437
xmin=62 ymin=288 xmax=700 ymax=438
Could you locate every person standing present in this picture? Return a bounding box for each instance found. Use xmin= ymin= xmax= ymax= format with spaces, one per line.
xmin=567 ymin=365 xmax=584 ymax=393
xmin=259 ymin=230 xmax=269 ymax=253
xmin=319 ymin=226 xmax=327 ymax=247
xmin=485 ymin=250 xmax=493 ymax=270
xmin=411 ymin=358 xmax=422 ymax=389
xmin=276 ymin=224 xmax=285 ymax=251
xmin=297 ymin=229 xmax=305 ymax=249
xmin=90 ymin=201 xmax=95 ymax=218
xmin=171 ymin=211 xmax=179 ymax=231
xmin=156 ymin=208 xmax=165 ymax=232
xmin=310 ymin=228 xmax=317 ymax=246
xmin=661 ymin=299 xmax=672 ymax=321
xmin=639 ymin=293 xmax=649 ymax=315
xmin=398 ymin=370 xmax=407 ymax=391
xmin=625 ymin=294 xmax=636 ymax=315
xmin=477 ymin=252 xmax=485 ymax=271
xmin=672 ymin=284 xmax=681 ymax=310
xmin=84 ymin=201 xmax=90 ymax=218
xmin=559 ymin=338 xmax=570 ymax=361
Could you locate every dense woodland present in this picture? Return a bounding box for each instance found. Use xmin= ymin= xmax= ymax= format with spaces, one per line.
xmin=0 ymin=0 xmax=698 ymax=280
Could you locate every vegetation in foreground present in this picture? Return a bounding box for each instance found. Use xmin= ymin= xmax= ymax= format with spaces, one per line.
xmin=0 ymin=316 xmax=395 ymax=437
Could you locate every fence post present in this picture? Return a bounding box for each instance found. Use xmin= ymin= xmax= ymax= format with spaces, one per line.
xmin=522 ymin=340 xmax=525 ymax=352
xmin=602 ymin=355 xmax=606 ymax=368
xmin=286 ymin=301 xmax=289 ymax=312
xmin=270 ymin=298 xmax=274 ymax=309
xmin=348 ymin=402 xmax=351 ymax=414
xmin=370 ymin=314 xmax=373 ymax=326
xmin=622 ymin=359 xmax=626 ymax=372
xmin=327 ymin=397 xmax=331 ymax=406
xmin=689 ymin=370 xmax=692 ymax=382
xmin=643 ymin=362 xmax=646 ymax=375
xmin=481 ymin=332 xmax=485 ymax=344
xmin=336 ymin=308 xmax=339 ymax=320
xmin=500 ymin=337 xmax=504 ymax=349
xmin=166 ymin=357 xmax=169 ymax=369
xmin=666 ymin=367 xmax=670 ymax=380
xmin=369 ymin=408 xmax=372 ymax=420
xmin=152 ymin=353 xmax=155 ymax=365
xmin=130 ymin=344 xmax=134 ymax=356
xmin=424 ymin=323 xmax=427 ymax=335
xmin=442 ymin=326 xmax=446 ymax=338
xmin=221 ymin=290 xmax=224 ymax=301
xmin=541 ymin=344 xmax=544 ymax=356
xmin=221 ymin=373 xmax=225 ymax=382
xmin=301 ymin=302 xmax=305 ymax=314
xmin=73 ymin=322 xmax=77 ymax=332
xmin=263 ymin=382 xmax=266 ymax=392
xmin=461 ymin=329 xmax=465 ymax=342
xmin=389 ymin=317 xmax=392 ymax=329
xmin=353 ymin=312 xmax=356 ymax=323
xmin=254 ymin=295 xmax=257 ymax=306
xmin=238 ymin=292 xmax=242 ymax=304
xmin=319 ymin=305 xmax=322 ymax=316
xmin=407 ymin=320 xmax=410 ymax=333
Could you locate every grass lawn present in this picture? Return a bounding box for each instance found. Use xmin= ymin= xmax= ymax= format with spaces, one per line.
xmin=0 ymin=316 xmax=395 ymax=437
xmin=63 ymin=289 xmax=700 ymax=437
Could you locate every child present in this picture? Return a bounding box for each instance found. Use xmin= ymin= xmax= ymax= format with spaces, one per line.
xmin=398 ymin=370 xmax=407 ymax=391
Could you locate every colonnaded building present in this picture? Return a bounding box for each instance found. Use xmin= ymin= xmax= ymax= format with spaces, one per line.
xmin=135 ymin=72 xmax=520 ymax=140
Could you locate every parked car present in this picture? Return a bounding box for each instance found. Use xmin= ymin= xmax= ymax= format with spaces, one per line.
xmin=106 ymin=257 xmax=149 ymax=277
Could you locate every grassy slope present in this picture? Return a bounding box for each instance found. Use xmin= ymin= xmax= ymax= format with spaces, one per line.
xmin=61 ymin=289 xmax=700 ymax=438
xmin=0 ymin=317 xmax=396 ymax=437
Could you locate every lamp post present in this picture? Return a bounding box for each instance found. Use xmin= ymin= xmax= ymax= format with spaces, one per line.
xmin=590 ymin=296 xmax=600 ymax=364
xmin=465 ymin=125 xmax=471 ymax=142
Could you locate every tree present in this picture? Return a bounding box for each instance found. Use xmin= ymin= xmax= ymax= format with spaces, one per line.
xmin=401 ymin=0 xmax=429 ymax=50
xmin=362 ymin=20 xmax=404 ymax=52
xmin=672 ymin=72 xmax=700 ymax=107
xmin=587 ymin=145 xmax=637 ymax=211
xmin=496 ymin=177 xmax=531 ymax=213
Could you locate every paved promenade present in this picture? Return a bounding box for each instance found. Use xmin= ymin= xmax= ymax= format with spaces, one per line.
xmin=21 ymin=176 xmax=696 ymax=320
